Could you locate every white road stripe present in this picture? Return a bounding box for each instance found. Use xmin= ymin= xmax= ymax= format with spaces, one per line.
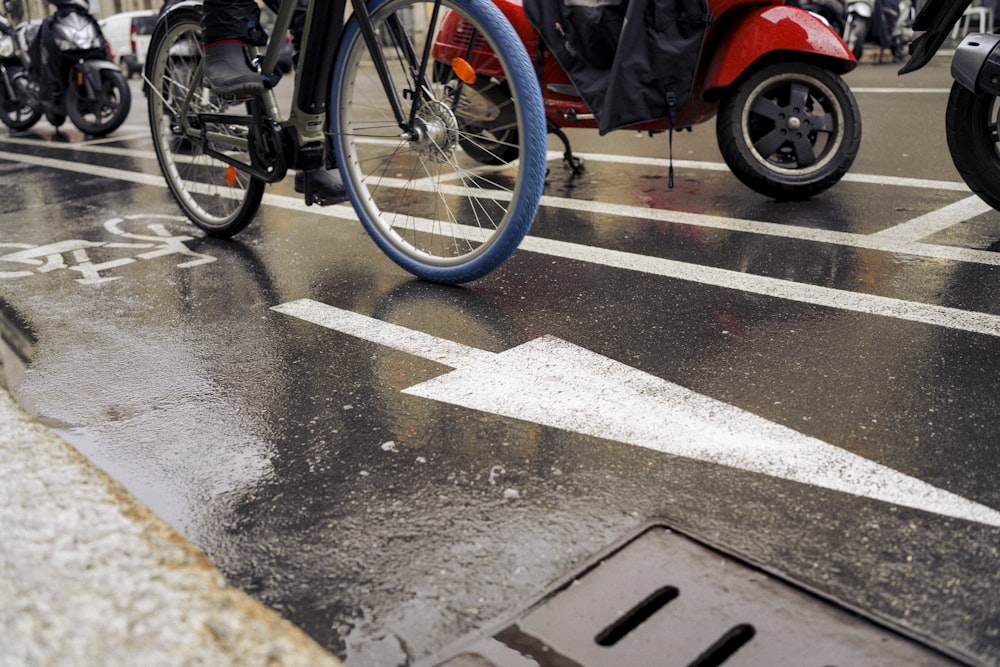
xmin=849 ymin=87 xmax=952 ymax=94
xmin=872 ymin=195 xmax=995 ymax=241
xmin=3 ymin=147 xmax=1000 ymax=337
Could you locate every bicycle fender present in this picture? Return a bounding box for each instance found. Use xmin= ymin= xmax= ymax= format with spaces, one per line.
xmin=702 ymin=5 xmax=856 ymax=93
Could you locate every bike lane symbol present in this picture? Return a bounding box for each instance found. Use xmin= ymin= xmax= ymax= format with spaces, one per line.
xmin=0 ymin=214 xmax=216 ymax=285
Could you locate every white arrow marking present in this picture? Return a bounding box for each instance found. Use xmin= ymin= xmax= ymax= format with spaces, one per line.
xmin=273 ymin=298 xmax=1000 ymax=527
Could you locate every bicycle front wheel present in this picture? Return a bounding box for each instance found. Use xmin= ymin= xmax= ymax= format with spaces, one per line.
xmin=330 ymin=0 xmax=547 ymax=284
xmin=145 ymin=10 xmax=264 ymax=237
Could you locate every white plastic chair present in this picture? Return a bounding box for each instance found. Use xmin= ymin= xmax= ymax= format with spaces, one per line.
xmin=952 ymin=1 xmax=994 ymax=39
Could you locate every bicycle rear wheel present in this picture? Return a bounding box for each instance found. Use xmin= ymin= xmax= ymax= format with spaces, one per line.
xmin=145 ymin=10 xmax=264 ymax=237
xmin=330 ymin=0 xmax=547 ymax=283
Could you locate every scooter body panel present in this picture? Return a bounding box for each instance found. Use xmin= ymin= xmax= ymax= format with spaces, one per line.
xmin=699 ymin=5 xmax=856 ymax=96
xmin=71 ymin=56 xmax=117 ymax=100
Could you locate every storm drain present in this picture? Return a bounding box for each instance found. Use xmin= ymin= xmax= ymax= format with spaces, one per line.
xmin=427 ymin=523 xmax=969 ymax=667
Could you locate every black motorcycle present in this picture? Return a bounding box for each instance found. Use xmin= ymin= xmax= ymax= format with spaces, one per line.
xmin=13 ymin=0 xmax=130 ymax=135
xmin=901 ymin=0 xmax=1000 ymax=211
xmin=0 ymin=11 xmax=39 ymax=129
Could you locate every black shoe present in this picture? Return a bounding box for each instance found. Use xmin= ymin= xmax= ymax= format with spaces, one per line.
xmin=203 ymin=40 xmax=264 ymax=97
xmin=295 ymin=169 xmax=348 ymax=206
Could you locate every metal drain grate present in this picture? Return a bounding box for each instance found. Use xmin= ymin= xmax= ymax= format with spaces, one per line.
xmin=427 ymin=523 xmax=970 ymax=667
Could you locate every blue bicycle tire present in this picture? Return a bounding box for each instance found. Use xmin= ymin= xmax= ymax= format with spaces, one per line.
xmin=329 ymin=0 xmax=546 ymax=283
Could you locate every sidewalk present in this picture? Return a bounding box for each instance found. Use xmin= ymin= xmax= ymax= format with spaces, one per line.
xmin=0 ymin=388 xmax=342 ymax=667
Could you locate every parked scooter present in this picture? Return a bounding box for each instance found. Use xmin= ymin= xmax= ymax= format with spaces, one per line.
xmin=0 ymin=11 xmax=40 ymax=129
xmin=433 ymin=0 xmax=862 ymax=200
xmin=14 ymin=0 xmax=130 ymax=135
xmin=843 ymin=0 xmax=915 ymax=62
xmin=790 ymin=0 xmax=847 ymax=37
xmin=901 ymin=0 xmax=1000 ymax=212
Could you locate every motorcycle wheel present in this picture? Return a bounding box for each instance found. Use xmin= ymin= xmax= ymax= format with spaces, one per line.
xmin=945 ymin=82 xmax=1000 ymax=211
xmin=456 ymin=79 xmax=520 ymax=165
xmin=67 ymin=68 xmax=131 ymax=137
xmin=843 ymin=15 xmax=868 ymax=61
xmin=716 ymin=62 xmax=861 ymax=200
xmin=0 ymin=71 xmax=42 ymax=130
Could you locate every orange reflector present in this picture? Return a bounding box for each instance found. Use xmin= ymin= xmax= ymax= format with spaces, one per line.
xmin=452 ymin=57 xmax=476 ymax=85
xmin=226 ymin=165 xmax=237 ymax=187
xmin=76 ymin=71 xmax=83 ymax=86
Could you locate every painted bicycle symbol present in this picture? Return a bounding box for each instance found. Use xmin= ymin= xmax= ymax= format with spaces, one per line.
xmin=0 ymin=214 xmax=216 ymax=285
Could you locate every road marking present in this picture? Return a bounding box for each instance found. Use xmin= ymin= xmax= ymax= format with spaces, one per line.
xmin=3 ymin=136 xmax=974 ymax=193
xmin=0 ymin=215 xmax=215 ymax=283
xmin=4 ymin=148 xmax=1000 ymax=336
xmin=273 ymin=298 xmax=1000 ymax=527
xmin=1 ymin=144 xmax=993 ymax=266
xmin=849 ymin=87 xmax=952 ymax=94
xmin=521 ymin=234 xmax=1000 ymax=336
xmin=554 ymin=150 xmax=971 ymax=192
xmin=0 ymin=149 xmax=164 ymax=187
xmin=872 ymin=195 xmax=995 ymax=241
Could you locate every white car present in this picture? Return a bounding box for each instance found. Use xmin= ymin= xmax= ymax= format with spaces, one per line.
xmin=99 ymin=9 xmax=157 ymax=79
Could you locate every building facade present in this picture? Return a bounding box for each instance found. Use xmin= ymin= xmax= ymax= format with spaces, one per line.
xmin=10 ymin=0 xmax=158 ymax=23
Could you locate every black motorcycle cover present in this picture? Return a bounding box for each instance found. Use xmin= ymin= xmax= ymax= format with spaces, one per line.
xmin=524 ymin=0 xmax=711 ymax=134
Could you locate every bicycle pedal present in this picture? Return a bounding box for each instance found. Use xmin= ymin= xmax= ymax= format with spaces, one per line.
xmin=296 ymin=170 xmax=348 ymax=207
xmin=307 ymin=194 xmax=337 ymax=207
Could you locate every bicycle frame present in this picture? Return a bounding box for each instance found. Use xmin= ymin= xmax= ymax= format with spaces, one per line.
xmin=169 ymin=0 xmax=445 ymax=183
xmin=146 ymin=0 xmax=548 ymax=281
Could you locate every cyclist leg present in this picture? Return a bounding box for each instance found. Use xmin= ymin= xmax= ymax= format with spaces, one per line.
xmin=273 ymin=0 xmax=348 ymax=204
xmin=201 ymin=0 xmax=265 ymax=96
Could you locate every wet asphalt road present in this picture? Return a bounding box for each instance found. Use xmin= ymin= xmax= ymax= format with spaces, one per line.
xmin=2 ymin=53 xmax=1000 ymax=665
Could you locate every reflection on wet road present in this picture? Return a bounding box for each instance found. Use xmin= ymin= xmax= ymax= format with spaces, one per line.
xmin=2 ymin=68 xmax=1000 ymax=666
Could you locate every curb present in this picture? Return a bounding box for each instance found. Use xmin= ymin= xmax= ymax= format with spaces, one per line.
xmin=0 ymin=388 xmax=342 ymax=667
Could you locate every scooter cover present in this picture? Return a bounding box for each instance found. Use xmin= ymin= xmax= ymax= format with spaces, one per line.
xmin=524 ymin=0 xmax=710 ymax=134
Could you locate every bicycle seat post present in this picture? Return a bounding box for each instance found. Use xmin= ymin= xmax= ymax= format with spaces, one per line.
xmin=285 ymin=0 xmax=346 ymax=172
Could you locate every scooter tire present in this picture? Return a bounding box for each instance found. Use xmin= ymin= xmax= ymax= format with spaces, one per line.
xmin=945 ymin=81 xmax=1000 ymax=212
xmin=456 ymin=80 xmax=520 ymax=165
xmin=0 ymin=70 xmax=42 ymax=130
xmin=68 ymin=68 xmax=131 ymax=137
xmin=716 ymin=62 xmax=861 ymax=201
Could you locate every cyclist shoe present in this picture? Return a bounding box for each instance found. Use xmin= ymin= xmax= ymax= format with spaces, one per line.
xmin=295 ymin=169 xmax=349 ymax=206
xmin=203 ymin=40 xmax=264 ymax=97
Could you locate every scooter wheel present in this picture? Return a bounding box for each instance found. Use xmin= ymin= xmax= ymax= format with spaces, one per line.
xmin=0 ymin=70 xmax=42 ymax=131
xmin=716 ymin=62 xmax=861 ymax=200
xmin=68 ymin=68 xmax=131 ymax=137
xmin=946 ymin=81 xmax=1000 ymax=212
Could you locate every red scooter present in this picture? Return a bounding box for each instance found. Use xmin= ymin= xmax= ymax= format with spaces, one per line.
xmin=433 ymin=0 xmax=861 ymax=200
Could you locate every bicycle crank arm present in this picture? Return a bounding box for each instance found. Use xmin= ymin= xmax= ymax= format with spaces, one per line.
xmin=188 ymin=112 xmax=290 ymax=184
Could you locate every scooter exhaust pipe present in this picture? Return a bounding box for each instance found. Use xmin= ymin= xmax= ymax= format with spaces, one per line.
xmin=953 ymin=33 xmax=1000 ymax=97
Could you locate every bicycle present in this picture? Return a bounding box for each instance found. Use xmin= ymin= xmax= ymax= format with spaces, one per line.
xmin=143 ymin=0 xmax=546 ymax=283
